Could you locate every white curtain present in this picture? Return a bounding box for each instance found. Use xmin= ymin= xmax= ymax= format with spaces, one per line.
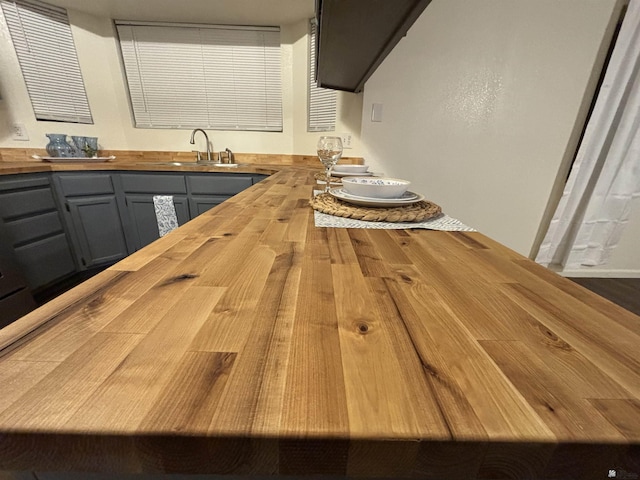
xmin=536 ymin=0 xmax=640 ymax=269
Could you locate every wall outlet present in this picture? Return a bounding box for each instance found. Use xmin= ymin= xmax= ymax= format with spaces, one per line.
xmin=11 ymin=122 xmax=29 ymax=141
xmin=338 ymin=133 xmax=352 ymax=149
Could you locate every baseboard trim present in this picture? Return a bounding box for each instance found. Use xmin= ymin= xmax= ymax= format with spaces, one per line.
xmin=556 ymin=268 xmax=640 ymax=278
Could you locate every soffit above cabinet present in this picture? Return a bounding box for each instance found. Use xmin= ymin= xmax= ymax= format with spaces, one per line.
xmin=315 ymin=0 xmax=433 ymax=92
xmin=43 ymin=0 xmax=314 ymax=26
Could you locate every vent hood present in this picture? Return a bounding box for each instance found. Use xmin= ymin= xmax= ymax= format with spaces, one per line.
xmin=315 ymin=0 xmax=433 ymax=93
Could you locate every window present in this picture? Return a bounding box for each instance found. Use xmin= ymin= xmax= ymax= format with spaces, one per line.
xmin=116 ymin=22 xmax=283 ymax=131
xmin=1 ymin=0 xmax=92 ymax=123
xmin=308 ymin=19 xmax=336 ymax=132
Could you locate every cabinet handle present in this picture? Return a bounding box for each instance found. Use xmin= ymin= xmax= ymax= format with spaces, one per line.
xmin=65 ymin=203 xmax=70 ymax=212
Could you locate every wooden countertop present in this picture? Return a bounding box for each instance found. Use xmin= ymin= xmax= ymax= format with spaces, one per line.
xmin=0 ymin=166 xmax=638 ymax=479
xmin=0 ymin=159 xmax=280 ymax=176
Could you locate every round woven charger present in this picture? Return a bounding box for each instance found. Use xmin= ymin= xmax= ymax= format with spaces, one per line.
xmin=310 ymin=192 xmax=442 ymax=223
xmin=314 ymin=172 xmax=341 ymax=183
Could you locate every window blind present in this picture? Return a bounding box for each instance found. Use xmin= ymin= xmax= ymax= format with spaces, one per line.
xmin=308 ymin=20 xmax=336 ymax=132
xmin=1 ymin=0 xmax=93 ymax=123
xmin=116 ymin=22 xmax=283 ymax=131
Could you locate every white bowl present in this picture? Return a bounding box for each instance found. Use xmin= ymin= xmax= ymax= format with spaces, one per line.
xmin=332 ymin=164 xmax=369 ymax=174
xmin=341 ymin=177 xmax=410 ymax=199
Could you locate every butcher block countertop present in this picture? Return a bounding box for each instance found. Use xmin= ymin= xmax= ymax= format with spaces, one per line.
xmin=0 ymin=164 xmax=639 ymax=479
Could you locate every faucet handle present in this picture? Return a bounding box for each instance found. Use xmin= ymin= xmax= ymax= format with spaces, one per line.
xmin=192 ymin=150 xmax=202 ymax=162
xmin=225 ymin=148 xmax=234 ymax=164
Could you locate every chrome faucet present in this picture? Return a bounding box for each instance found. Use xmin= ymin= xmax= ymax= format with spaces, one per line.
xmin=189 ymin=129 xmax=211 ymax=163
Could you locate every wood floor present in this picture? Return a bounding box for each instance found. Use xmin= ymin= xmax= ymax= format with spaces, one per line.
xmin=569 ymin=277 xmax=640 ymax=317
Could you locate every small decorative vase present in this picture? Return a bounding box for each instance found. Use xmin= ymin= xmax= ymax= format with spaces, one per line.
xmin=45 ymin=134 xmax=74 ymax=157
xmin=71 ymin=136 xmax=87 ymax=157
xmin=84 ymin=137 xmax=98 ymax=158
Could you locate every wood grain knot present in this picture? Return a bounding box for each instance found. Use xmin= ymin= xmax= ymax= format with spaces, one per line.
xmin=87 ymin=295 xmax=105 ymax=308
xmin=357 ymin=323 xmax=369 ymax=334
xmin=422 ymin=362 xmax=439 ymax=378
xmin=540 ymin=327 xmax=573 ymax=351
xmin=160 ymin=273 xmax=199 ymax=286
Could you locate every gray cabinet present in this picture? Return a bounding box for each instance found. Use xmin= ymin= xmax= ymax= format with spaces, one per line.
xmin=53 ymin=173 xmax=128 ymax=268
xmin=124 ymin=194 xmax=189 ymax=249
xmin=0 ymin=169 xmax=266 ymax=314
xmin=0 ymin=217 xmax=36 ymax=327
xmin=118 ymin=173 xmax=190 ymax=250
xmin=0 ymin=174 xmax=75 ymax=290
xmin=186 ymin=173 xmax=259 ymax=219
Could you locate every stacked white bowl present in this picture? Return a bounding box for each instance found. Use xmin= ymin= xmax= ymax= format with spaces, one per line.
xmin=341 ymin=177 xmax=411 ymax=199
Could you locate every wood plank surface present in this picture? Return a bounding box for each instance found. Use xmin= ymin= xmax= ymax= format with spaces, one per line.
xmin=0 ymin=166 xmax=638 ymax=479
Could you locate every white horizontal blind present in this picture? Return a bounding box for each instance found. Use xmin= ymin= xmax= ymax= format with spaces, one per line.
xmin=116 ymin=22 xmax=282 ymax=131
xmin=1 ymin=0 xmax=93 ymax=123
xmin=308 ymin=19 xmax=336 ymax=132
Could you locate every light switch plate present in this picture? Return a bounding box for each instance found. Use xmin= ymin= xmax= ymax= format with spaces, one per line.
xmin=371 ymin=103 xmax=383 ymax=122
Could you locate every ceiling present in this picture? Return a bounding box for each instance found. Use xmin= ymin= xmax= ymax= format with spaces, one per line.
xmin=44 ymin=0 xmax=315 ymax=26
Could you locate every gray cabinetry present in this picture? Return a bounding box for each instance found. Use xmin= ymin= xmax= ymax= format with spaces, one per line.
xmin=119 ymin=173 xmax=190 ymax=250
xmin=53 ymin=173 xmax=128 ymax=268
xmin=0 ymin=169 xmax=267 ymax=315
xmin=0 ymin=217 xmax=36 ymax=327
xmin=0 ymin=174 xmax=75 ymax=290
xmin=186 ymin=174 xmax=256 ymax=219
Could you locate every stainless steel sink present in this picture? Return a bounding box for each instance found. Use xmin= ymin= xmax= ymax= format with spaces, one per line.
xmin=199 ymin=162 xmax=243 ymax=168
xmin=144 ymin=162 xmax=245 ymax=168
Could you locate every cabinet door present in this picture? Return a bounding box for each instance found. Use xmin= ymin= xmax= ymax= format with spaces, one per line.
xmin=67 ymin=196 xmax=128 ymax=267
xmin=125 ymin=194 xmax=190 ymax=250
xmin=188 ymin=195 xmax=231 ymax=218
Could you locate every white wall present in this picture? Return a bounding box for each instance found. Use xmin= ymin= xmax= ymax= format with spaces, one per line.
xmin=0 ymin=8 xmax=362 ymax=157
xmin=360 ymin=0 xmax=622 ymax=257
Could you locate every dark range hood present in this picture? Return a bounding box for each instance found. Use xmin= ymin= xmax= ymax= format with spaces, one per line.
xmin=315 ymin=0 xmax=433 ymax=93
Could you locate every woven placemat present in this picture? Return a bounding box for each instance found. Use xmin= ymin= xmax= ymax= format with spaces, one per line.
xmin=314 ymin=172 xmax=341 ymax=183
xmin=309 ymin=192 xmax=442 ymax=223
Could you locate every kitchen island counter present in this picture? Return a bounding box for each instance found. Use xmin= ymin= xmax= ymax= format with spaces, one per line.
xmin=0 ymin=166 xmax=638 ymax=479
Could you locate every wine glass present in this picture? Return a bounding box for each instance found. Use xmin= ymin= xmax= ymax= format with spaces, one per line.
xmin=317 ymin=136 xmax=343 ymax=192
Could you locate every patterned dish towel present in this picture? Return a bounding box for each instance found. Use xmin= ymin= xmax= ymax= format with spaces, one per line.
xmin=153 ymin=195 xmax=179 ymax=236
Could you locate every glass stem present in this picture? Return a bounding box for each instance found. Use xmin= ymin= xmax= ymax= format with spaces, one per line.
xmin=325 ymin=165 xmax=333 ymax=192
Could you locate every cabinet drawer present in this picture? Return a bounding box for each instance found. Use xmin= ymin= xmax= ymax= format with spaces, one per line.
xmin=14 ymin=233 xmax=76 ymax=289
xmin=0 ymin=240 xmax=26 ymax=298
xmin=252 ymin=174 xmax=268 ymax=184
xmin=4 ymin=211 xmax=64 ymax=246
xmin=0 ymin=188 xmax=57 ymax=219
xmin=0 ymin=288 xmax=36 ymax=328
xmin=57 ymin=174 xmax=115 ymax=196
xmin=0 ymin=175 xmax=49 ymax=192
xmin=187 ymin=175 xmax=253 ymax=195
xmin=120 ymin=174 xmax=186 ymax=194
xmin=189 ymin=196 xmax=230 ymax=218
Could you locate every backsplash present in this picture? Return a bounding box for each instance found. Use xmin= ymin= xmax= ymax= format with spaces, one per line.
xmin=0 ymin=148 xmax=363 ymax=166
